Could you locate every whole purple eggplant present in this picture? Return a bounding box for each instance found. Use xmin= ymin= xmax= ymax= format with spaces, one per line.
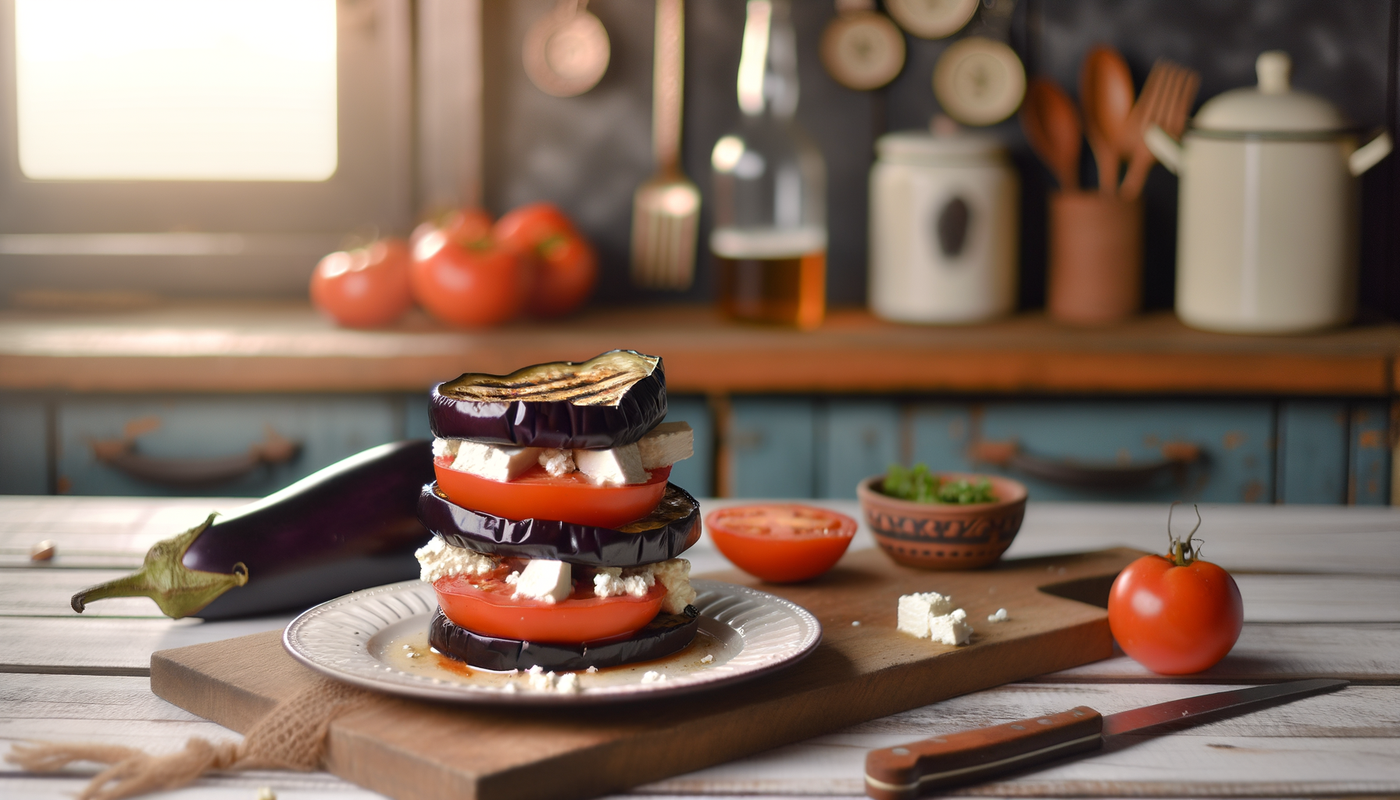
xmin=72 ymin=439 xmax=435 ymax=619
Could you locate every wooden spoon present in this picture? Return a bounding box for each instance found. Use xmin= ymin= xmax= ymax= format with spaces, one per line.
xmin=1019 ymin=78 xmax=1081 ymax=191
xmin=1079 ymin=46 xmax=1134 ymax=195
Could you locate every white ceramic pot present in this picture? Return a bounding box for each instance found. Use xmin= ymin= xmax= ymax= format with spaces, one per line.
xmin=1146 ymin=51 xmax=1392 ymax=334
xmin=868 ymin=132 xmax=1019 ymax=324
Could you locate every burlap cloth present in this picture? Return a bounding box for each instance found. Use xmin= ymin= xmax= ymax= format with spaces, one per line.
xmin=6 ymin=677 xmax=376 ymax=800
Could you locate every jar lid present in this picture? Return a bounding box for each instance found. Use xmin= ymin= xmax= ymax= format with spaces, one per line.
xmin=1193 ymin=51 xmax=1348 ymax=134
xmin=876 ymin=130 xmax=1006 ymax=161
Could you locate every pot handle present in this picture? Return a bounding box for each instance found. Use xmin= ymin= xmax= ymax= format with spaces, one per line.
xmin=1349 ymin=131 xmax=1393 ymax=176
xmin=1143 ymin=125 xmax=1183 ymax=175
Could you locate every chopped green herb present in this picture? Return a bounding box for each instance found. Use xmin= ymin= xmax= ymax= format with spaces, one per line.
xmin=881 ymin=463 xmax=997 ymax=504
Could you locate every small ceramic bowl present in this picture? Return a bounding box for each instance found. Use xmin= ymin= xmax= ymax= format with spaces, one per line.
xmin=856 ymin=473 xmax=1028 ymax=570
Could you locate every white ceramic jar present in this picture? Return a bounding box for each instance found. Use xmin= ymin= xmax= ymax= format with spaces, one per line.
xmin=1146 ymin=51 xmax=1392 ymax=334
xmin=868 ymin=132 xmax=1019 ymax=324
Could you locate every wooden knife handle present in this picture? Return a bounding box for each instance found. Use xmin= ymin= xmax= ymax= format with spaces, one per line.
xmin=864 ymin=706 xmax=1104 ymax=799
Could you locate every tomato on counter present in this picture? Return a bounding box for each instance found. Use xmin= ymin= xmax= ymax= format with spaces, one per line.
xmin=433 ymin=456 xmax=672 ymax=529
xmin=706 ymin=504 xmax=857 ymax=583
xmin=433 ymin=570 xmax=666 ymax=644
xmin=1107 ymin=507 xmax=1244 ymax=674
xmin=410 ymin=210 xmax=533 ymax=329
xmin=495 ymin=202 xmax=598 ymax=318
xmin=309 ymin=238 xmax=414 ymax=328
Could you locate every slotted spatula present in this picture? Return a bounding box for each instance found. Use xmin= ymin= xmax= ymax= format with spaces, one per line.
xmin=630 ymin=0 xmax=699 ymax=290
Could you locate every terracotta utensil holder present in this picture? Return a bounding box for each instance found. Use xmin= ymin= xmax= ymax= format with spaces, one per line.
xmin=1047 ymin=191 xmax=1143 ymax=325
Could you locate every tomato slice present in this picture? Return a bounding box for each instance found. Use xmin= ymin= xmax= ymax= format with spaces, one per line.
xmin=434 ymin=456 xmax=671 ymax=528
xmin=433 ymin=570 xmax=665 ymax=644
xmin=706 ymin=504 xmax=857 ymax=583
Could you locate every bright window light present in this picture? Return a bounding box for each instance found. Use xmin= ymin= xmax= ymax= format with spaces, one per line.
xmin=15 ymin=0 xmax=337 ymax=181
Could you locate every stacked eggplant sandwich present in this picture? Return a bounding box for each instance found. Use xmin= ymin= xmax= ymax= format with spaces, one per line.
xmin=415 ymin=350 xmax=701 ymax=682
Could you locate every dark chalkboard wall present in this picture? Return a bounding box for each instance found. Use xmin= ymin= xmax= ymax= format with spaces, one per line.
xmin=480 ymin=0 xmax=1398 ymax=317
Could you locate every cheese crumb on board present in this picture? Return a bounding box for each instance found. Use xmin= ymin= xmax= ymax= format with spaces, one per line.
xmin=897 ymin=591 xmax=973 ymax=646
xmin=897 ymin=592 xmax=953 ymax=638
xmin=988 ymin=608 xmax=1009 ymax=623
xmin=641 ymin=671 xmax=666 ymax=683
xmin=700 ymin=654 xmax=714 ymax=664
xmin=928 ymin=608 xmax=973 ymax=645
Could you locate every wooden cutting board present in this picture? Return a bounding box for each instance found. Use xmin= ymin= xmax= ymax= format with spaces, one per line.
xmin=150 ymin=547 xmax=1141 ymax=800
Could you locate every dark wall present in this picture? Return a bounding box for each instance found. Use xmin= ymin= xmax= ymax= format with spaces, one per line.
xmin=481 ymin=0 xmax=1398 ymax=317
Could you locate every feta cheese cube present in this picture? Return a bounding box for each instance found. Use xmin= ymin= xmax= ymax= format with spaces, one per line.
xmin=574 ymin=443 xmax=649 ymax=486
xmin=929 ymin=608 xmax=973 ymax=646
xmin=897 ymin=592 xmax=954 ymax=638
xmin=636 ymin=422 xmax=694 ymax=469
xmin=510 ymin=560 xmax=572 ymax=604
xmin=446 ymin=439 xmax=543 ymax=482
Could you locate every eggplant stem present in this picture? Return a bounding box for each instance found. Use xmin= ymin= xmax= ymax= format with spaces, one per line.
xmin=70 ymin=513 xmax=249 ymax=619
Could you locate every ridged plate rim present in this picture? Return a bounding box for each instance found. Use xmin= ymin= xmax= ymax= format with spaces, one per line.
xmin=282 ymin=578 xmax=821 ymax=705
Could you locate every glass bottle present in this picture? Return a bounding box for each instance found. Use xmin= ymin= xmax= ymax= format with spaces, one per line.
xmin=710 ymin=0 xmax=827 ymax=329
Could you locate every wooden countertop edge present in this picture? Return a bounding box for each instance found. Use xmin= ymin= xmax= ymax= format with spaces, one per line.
xmin=0 ymin=349 xmax=1388 ymax=395
xmin=0 ymin=305 xmax=1395 ymax=395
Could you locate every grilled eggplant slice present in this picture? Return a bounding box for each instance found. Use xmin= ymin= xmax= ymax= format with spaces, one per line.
xmin=71 ymin=440 xmax=434 ymax=619
xmin=418 ymin=481 xmax=700 ymax=566
xmin=430 ymin=350 xmax=667 ymax=449
xmin=428 ymin=606 xmax=700 ymax=672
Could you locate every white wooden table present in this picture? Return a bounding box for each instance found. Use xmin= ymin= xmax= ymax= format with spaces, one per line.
xmin=2 ymin=497 xmax=1398 ymax=799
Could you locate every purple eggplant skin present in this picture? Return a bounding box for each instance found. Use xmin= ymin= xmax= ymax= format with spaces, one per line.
xmin=429 ymin=607 xmax=700 ymax=673
xmin=429 ymin=353 xmax=667 ymax=449
xmin=417 ymin=481 xmax=700 ymax=567
xmin=185 ymin=439 xmax=435 ymax=619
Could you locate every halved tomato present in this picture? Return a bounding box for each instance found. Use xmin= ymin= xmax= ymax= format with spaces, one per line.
xmin=706 ymin=504 xmax=857 ymax=583
xmin=433 ymin=457 xmax=671 ymax=528
xmin=433 ymin=570 xmax=665 ymax=644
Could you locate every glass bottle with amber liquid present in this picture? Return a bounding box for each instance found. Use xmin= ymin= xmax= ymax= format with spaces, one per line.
xmin=710 ymin=0 xmax=827 ymax=329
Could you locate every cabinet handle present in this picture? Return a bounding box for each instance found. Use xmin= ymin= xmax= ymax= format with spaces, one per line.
xmin=90 ymin=423 xmax=301 ymax=487
xmin=969 ymin=439 xmax=1201 ymax=490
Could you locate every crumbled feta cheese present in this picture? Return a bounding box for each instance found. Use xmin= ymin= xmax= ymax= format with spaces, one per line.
xmin=586 ymin=665 xmax=599 ymax=674
xmin=928 ymin=608 xmax=973 ymax=646
xmin=700 ymin=654 xmax=714 ymax=664
xmin=897 ymin=592 xmax=954 ymax=638
xmin=988 ymin=608 xmax=1009 ymax=623
xmin=501 ymin=682 xmax=518 ymax=693
xmin=444 ymin=439 xmax=543 ymax=482
xmin=511 ymin=560 xmax=572 ymax=603
xmin=415 ymin=538 xmax=500 ymax=583
xmin=593 ymin=567 xmax=654 ymax=599
xmin=650 ymin=559 xmax=695 ymax=614
xmin=636 ymin=422 xmax=694 ymax=469
xmin=641 ymin=671 xmax=666 ymax=683
xmin=556 ymin=673 xmax=581 ymax=693
xmin=851 ymin=620 xmax=861 ymax=626
xmin=574 ymin=444 xmax=650 ymax=486
xmin=538 ymin=448 xmax=575 ymax=477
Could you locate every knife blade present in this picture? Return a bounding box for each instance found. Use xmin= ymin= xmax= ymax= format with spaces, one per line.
xmin=864 ymin=678 xmax=1347 ymax=800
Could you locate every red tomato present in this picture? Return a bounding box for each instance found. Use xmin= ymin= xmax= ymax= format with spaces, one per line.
xmin=410 ymin=228 xmax=531 ymax=328
xmin=495 ymin=203 xmax=598 ymax=318
xmin=434 ymin=570 xmax=664 ymax=643
xmin=434 ymin=457 xmax=672 ymax=529
xmin=309 ymin=238 xmax=413 ymax=328
xmin=411 ymin=208 xmax=494 ymax=251
xmin=706 ymin=504 xmax=857 ymax=583
xmin=1108 ymin=549 xmax=1244 ymax=675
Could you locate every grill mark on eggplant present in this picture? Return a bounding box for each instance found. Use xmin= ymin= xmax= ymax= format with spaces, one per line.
xmin=443 ymin=351 xmax=659 ymax=407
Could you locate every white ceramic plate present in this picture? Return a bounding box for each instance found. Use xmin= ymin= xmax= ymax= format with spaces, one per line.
xmin=283 ymin=578 xmax=822 ymax=705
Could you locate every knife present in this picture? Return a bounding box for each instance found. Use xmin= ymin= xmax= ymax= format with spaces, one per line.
xmin=864 ymin=678 xmax=1348 ymax=800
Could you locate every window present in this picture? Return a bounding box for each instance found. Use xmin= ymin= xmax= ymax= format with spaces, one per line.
xmin=0 ymin=0 xmax=425 ymax=300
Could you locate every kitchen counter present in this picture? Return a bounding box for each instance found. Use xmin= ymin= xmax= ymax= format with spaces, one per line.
xmin=1 ymin=497 xmax=1397 ymax=798
xmin=1 ymin=302 xmax=1397 ymax=396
